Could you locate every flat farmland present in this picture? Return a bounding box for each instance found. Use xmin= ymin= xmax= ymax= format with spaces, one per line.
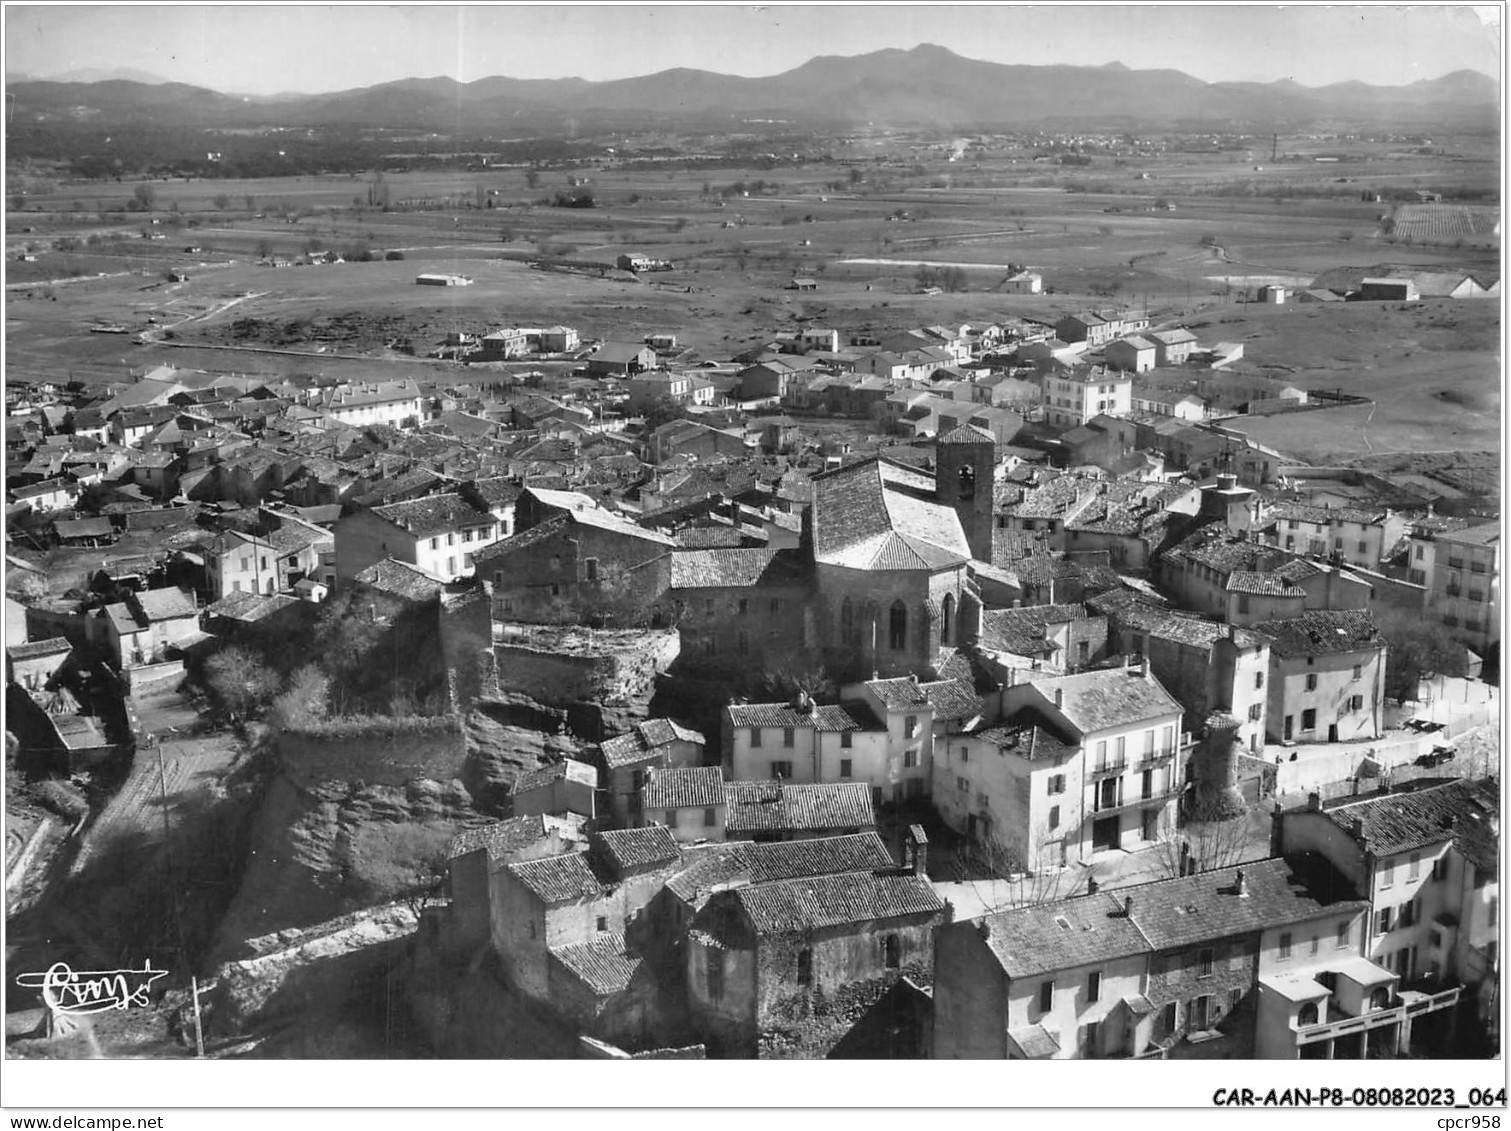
xmin=1391 ymin=202 xmax=1501 ymax=244
xmin=1192 ymin=299 xmax=1499 ymax=459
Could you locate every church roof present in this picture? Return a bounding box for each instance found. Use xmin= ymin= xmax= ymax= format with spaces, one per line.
xmin=811 ymin=457 xmax=971 ymax=572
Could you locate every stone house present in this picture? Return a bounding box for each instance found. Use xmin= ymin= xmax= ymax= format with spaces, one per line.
xmin=976 ymin=603 xmax=1110 ymax=679
xmin=684 ymin=866 xmax=945 ymax=1057
xmin=478 ymin=506 xmax=676 ymax=627
xmin=445 ymin=813 xmax=588 ymax=955
xmin=669 ymin=548 xmax=813 ymax=674
xmin=598 ymin=718 xmax=706 ymax=827
xmin=333 ymin=493 xmax=500 ymax=586
xmin=93 ymin=586 xmax=200 ymax=669
xmin=1257 ymin=502 xmax=1407 ymax=572
xmin=638 ymin=765 xmax=728 ymax=842
xmin=723 ymin=781 xmax=877 ymax=842
xmin=511 ymin=758 xmax=599 ymax=821
xmin=998 ymin=663 xmax=1187 ymax=859
xmin=1255 ymin=610 xmax=1386 ymax=745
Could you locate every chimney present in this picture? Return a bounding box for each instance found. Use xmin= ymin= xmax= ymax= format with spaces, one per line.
xmin=1087 ymin=875 xmax=1099 ymax=895
xmin=1053 ymin=687 xmax=1064 ymax=709
xmin=1235 ymin=869 xmax=1248 ymax=897
xmin=1441 ymin=814 xmax=1456 ymax=831
xmin=1140 ymin=655 xmax=1151 ymax=680
xmin=1350 ymin=816 xmax=1366 ymax=840
xmin=368 ymin=604 xmax=377 ymax=624
xmin=1307 ymin=791 xmax=1321 ymax=812
xmin=1123 ymin=895 xmax=1134 ymax=919
xmin=906 ymin=824 xmax=929 ymax=876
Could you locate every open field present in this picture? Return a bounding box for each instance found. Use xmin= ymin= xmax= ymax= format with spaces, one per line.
xmin=6 ymin=137 xmax=1498 ymax=464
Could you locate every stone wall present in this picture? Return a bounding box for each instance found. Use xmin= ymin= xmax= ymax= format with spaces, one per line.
xmin=491 ymin=626 xmax=680 ymax=741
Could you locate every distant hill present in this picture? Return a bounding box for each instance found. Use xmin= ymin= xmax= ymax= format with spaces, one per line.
xmin=7 ymin=45 xmax=1499 ymax=132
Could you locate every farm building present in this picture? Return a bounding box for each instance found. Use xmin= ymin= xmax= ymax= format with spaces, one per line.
xmin=1358 ymin=278 xmax=1418 ymax=302
xmin=1002 ymin=271 xmax=1042 ymax=294
xmin=785 ymin=278 xmax=818 ymax=291
xmin=1297 ymin=289 xmax=1344 ymax=304
xmin=616 ymin=254 xmax=672 ymax=272
xmin=416 ymin=273 xmax=473 ymax=286
xmin=1105 ymin=336 xmax=1158 ymax=373
xmin=587 ymin=342 xmax=657 ymax=378
xmin=1256 ymin=285 xmax=1287 ymax=305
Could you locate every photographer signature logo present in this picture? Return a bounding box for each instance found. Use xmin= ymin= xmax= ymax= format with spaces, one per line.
xmin=15 ymin=961 xmax=169 ymax=1015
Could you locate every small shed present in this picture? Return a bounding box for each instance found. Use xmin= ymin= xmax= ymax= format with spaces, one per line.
xmin=785 ymin=277 xmax=818 ymax=291
xmin=1359 ymin=277 xmax=1418 ymax=302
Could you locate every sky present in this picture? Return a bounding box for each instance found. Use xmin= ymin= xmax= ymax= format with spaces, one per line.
xmin=3 ymin=4 xmax=1503 ymax=95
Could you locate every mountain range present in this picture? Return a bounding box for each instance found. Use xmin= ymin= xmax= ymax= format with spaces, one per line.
xmin=6 ymin=44 xmax=1499 ymax=132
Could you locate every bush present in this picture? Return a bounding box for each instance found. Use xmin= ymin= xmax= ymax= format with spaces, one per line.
xmin=384 ymin=250 xmax=404 ymax=261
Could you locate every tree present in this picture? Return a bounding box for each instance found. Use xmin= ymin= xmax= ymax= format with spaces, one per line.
xmin=243 ymin=194 xmax=256 ymax=212
xmin=1152 ymin=797 xmax=1254 ymax=880
xmin=950 ymin=831 xmax=1091 ymax=909
xmin=131 ymin=182 xmax=156 ymax=211
xmin=847 ymin=167 xmax=864 ymax=186
xmin=204 ymin=646 xmax=280 ymax=722
xmin=1376 ymin=607 xmax=1470 ymax=703
xmin=525 ymin=170 xmax=540 ymax=190
xmin=255 ymin=238 xmax=273 ymax=260
xmin=213 ymin=192 xmax=231 ymax=210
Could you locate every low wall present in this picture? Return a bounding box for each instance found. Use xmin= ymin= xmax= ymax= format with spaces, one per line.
xmin=276 ymin=715 xmax=466 ymax=787
xmin=123 ymin=660 xmax=184 ymax=694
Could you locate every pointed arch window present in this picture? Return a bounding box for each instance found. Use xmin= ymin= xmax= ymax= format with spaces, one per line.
xmin=840 ymin=597 xmax=854 ymax=646
xmin=941 ymin=593 xmax=955 ymax=645
xmin=889 ymin=600 xmax=907 ymax=651
xmin=958 ymin=464 xmax=976 ymax=501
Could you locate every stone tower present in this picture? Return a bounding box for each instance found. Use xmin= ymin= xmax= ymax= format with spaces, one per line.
xmin=935 ymin=424 xmax=997 ymax=562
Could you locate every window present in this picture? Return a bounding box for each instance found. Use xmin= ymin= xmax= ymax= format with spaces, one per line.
xmin=1115 ymin=736 xmax=1126 ymax=764
xmin=1048 ymin=774 xmax=1065 ymax=795
xmin=1352 ymin=663 xmax=1363 ymax=680
xmin=1309 ymin=934 xmax=1320 ymax=956
xmin=1297 ymin=1001 xmax=1319 ymax=1026
xmin=1380 ymin=862 xmax=1394 ymax=888
xmin=942 ymin=593 xmax=955 ymax=645
xmin=1305 ymin=673 xmax=1318 ymax=692
xmin=528 ymin=920 xmax=537 ymax=940
xmin=706 ymin=949 xmax=724 ymax=999
xmin=1198 ymin=947 xmax=1214 ymax=976
xmin=736 ymin=631 xmax=749 ymax=656
xmin=1039 ymin=981 xmax=1054 ymax=1014
xmin=704 ymin=599 xmax=715 ymax=617
xmin=839 ymin=759 xmax=853 ymax=778
xmin=447 ymin=557 xmax=456 ymax=575
xmin=596 ymin=916 xmax=608 ymax=932
xmin=1238 ymin=595 xmax=1250 ymax=615
xmin=888 ymin=600 xmax=907 ymax=650
xmin=904 ymin=715 xmax=918 ymax=739
xmin=903 ymin=750 xmax=918 ymax=769
xmin=769 ymin=598 xmax=781 ymax=616
xmin=501 ymin=597 xmax=514 ymax=614
xmin=1278 ymin=933 xmax=1292 ymax=960
xmin=703 ymin=807 xmax=717 ymax=828
xmin=1400 ymin=899 xmax=1419 ymax=929
xmin=585 ymin=558 xmax=598 ymax=581
xmin=751 ymin=728 xmax=763 ymax=748
xmin=1488 ymin=896 xmax=1498 ymax=929
xmin=1190 ymin=994 xmax=1212 ymax=1030
xmin=1301 ymin=708 xmax=1317 ymax=732
xmin=1082 ymin=1021 xmax=1101 ymax=1058
xmin=840 ymin=731 xmax=853 ymax=749
xmin=782 ymin=727 xmax=795 ymax=748
xmin=960 ymin=747 xmax=968 ymax=763
xmin=1432 ymin=857 xmax=1449 ymax=881
xmin=1230 ymin=988 xmax=1245 ymax=1014
xmin=1087 ymin=970 xmax=1102 ymax=1003
xmin=884 ymin=935 xmax=901 ymax=969
xmin=771 ymin=760 xmax=793 ymax=779
xmin=1376 ymin=907 xmax=1394 ymax=934
xmin=446 ymin=533 xmax=455 ymax=547
xmin=549 ymin=554 xmax=561 ymax=572
xmin=429 ymin=537 xmax=439 ymax=551
xmin=797 ymin=948 xmax=813 ymax=986
xmin=1337 ymin=921 xmax=1351 ymax=948
xmin=1095 ymin=740 xmax=1107 ymax=768
xmin=1048 ymin=805 xmax=1060 ymax=830
xmin=1255 ymin=671 xmax=1264 ymax=690
xmin=550 ymin=583 xmax=561 ymax=597
xmin=1247 ymin=703 xmax=1263 ymax=722
xmin=1408 ymin=853 xmax=1421 ymax=879
xmin=738 ymin=598 xmax=748 ymax=616
xmin=840 ymin=598 xmax=854 ymax=646
xmin=957 ymin=776 xmax=968 ymax=791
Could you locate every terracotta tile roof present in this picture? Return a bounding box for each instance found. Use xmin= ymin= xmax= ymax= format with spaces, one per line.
xmin=1026 ymin=666 xmax=1183 ymax=735
xmin=1324 ymin=779 xmax=1499 ymax=874
xmin=6 ymin=637 xmax=71 ymax=661
xmin=592 ymin=826 xmax=682 ymax=874
xmin=1122 ymin=855 xmax=1367 ymax=952
xmin=506 ymin=852 xmax=604 ymax=904
xmin=447 ymin=814 xmax=580 ymax=861
xmin=979 ymin=891 xmax=1150 ymax=978
xmin=641 ymin=766 xmax=726 ymax=811
xmin=669 ymin=547 xmax=810 ymax=589
xmin=811 ymin=457 xmax=970 ymax=572
xmin=969 ymin=723 xmax=1075 ymax=763
xmin=918 ymin=677 xmax=984 ymax=723
xmin=1267 ymin=501 xmax=1389 ymax=527
xmin=724 ymin=781 xmax=876 ymax=834
xmin=1226 ymin=571 xmax=1305 ymax=598
xmin=513 ymin=759 xmax=598 ymax=795
xmin=725 ymin=702 xmax=861 ymax=733
xmin=599 ymin=719 xmax=705 ymax=769
xmin=864 ymin=677 xmax=931 ymax=712
xmin=980 ymin=603 xmax=1091 ymax=657
xmin=937 ymin=423 xmax=996 ymax=446
xmin=733 ymin=871 xmax=944 ymax=934
xmin=370 ymin=492 xmax=490 ymax=538
xmin=551 ymin=932 xmax=641 ymax=996
xmin=132 ymin=587 xmax=197 ymax=622
xmin=353 ymin=557 xmax=446 ymax=601
xmin=1254 ymin=610 xmax=1384 ymax=659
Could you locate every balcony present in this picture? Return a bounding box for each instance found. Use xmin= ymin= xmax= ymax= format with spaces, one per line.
xmin=1294 ymin=986 xmax=1461 ymax=1046
xmin=1088 ymin=760 xmax=1129 ymax=782
xmin=1090 ymin=785 xmax=1183 ymax=816
xmin=1134 ymin=747 xmax=1178 ymax=770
